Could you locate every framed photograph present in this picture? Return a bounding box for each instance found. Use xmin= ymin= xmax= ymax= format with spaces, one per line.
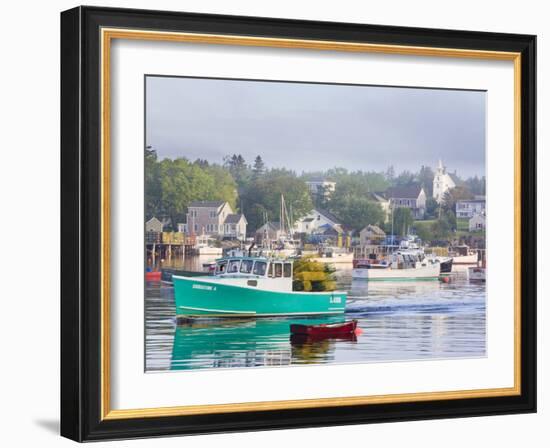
xmin=61 ymin=6 xmax=536 ymax=441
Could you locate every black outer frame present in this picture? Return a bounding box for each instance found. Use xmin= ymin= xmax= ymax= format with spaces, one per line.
xmin=60 ymin=6 xmax=536 ymax=442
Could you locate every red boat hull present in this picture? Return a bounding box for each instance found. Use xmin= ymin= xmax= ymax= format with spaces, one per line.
xmin=145 ymin=271 xmax=161 ymax=281
xmin=290 ymin=320 xmax=358 ymax=337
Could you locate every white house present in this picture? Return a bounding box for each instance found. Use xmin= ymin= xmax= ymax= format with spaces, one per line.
xmin=294 ymin=208 xmax=341 ymax=235
xmin=305 ymin=178 xmax=336 ymax=198
xmin=469 ymin=213 xmax=486 ymax=232
xmin=456 ymin=198 xmax=486 ymax=218
xmin=433 ymin=159 xmax=456 ymax=203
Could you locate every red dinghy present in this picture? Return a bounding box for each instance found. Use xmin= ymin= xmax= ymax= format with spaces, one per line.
xmin=290 ymin=320 xmax=358 ymax=337
xmin=145 ymin=271 xmax=161 ymax=281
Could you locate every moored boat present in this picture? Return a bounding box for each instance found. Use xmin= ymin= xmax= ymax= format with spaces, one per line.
xmin=173 ymin=256 xmax=347 ymax=318
xmin=468 ymin=266 xmax=486 ymax=282
xmin=145 ymin=270 xmax=161 ymax=281
xmin=290 ymin=320 xmax=357 ymax=337
xmin=449 ymin=245 xmax=479 ymax=264
xmin=352 ymin=251 xmax=440 ymax=281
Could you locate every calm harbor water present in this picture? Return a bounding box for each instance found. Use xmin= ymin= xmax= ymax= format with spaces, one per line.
xmin=145 ymin=260 xmax=486 ymax=372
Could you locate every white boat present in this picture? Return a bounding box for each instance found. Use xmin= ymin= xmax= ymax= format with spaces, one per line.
xmin=311 ymin=251 xmax=354 ymax=264
xmin=195 ymin=235 xmax=223 ymax=255
xmin=449 ymin=245 xmax=479 ymax=264
xmin=352 ymin=251 xmax=440 ymax=281
xmin=468 ymin=266 xmax=486 ymax=282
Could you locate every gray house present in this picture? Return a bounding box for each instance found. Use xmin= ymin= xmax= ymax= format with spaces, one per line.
xmin=181 ymin=200 xmax=247 ymax=240
xmin=386 ymin=186 xmax=427 ymax=219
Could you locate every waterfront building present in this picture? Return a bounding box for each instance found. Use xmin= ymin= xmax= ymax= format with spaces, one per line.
xmin=359 ymin=225 xmax=386 ymax=246
xmin=386 ymin=185 xmax=427 ymax=219
xmin=469 ymin=213 xmax=486 ymax=232
xmin=433 ymin=159 xmax=456 ymax=203
xmin=145 ymin=216 xmax=164 ymax=233
xmin=456 ymin=197 xmax=486 ymax=219
xmin=294 ymin=208 xmax=342 ymax=235
xmin=254 ymin=221 xmax=285 ymax=245
xmin=180 ymin=200 xmax=247 ymax=240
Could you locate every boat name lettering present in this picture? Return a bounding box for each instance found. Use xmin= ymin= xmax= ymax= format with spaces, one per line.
xmin=330 ymin=296 xmax=342 ymax=304
xmin=192 ymin=284 xmax=217 ymax=291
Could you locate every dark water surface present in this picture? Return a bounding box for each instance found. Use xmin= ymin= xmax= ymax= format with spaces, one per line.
xmin=145 ymin=265 xmax=486 ymax=371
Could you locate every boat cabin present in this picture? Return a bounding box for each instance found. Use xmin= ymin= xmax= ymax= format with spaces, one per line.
xmin=215 ymin=257 xmax=293 ymax=279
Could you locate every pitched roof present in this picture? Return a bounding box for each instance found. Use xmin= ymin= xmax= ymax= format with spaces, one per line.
xmin=224 ymin=213 xmax=246 ymax=224
xmin=370 ymin=192 xmax=389 ymax=202
xmin=255 ymin=221 xmax=281 ymax=233
xmin=361 ymin=224 xmax=386 ymax=235
xmin=314 ymin=208 xmax=341 ymax=225
xmin=386 ymin=185 xmax=423 ymax=199
xmin=188 ymin=200 xmax=226 ymax=208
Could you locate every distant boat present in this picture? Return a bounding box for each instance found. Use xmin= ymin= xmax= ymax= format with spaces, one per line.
xmin=160 ymin=267 xmax=212 ymax=285
xmin=449 ymin=245 xmax=479 ymax=264
xmin=194 ymin=234 xmax=223 ymax=255
xmin=145 ymin=270 xmax=161 ymax=281
xmin=311 ymin=246 xmax=353 ymax=264
xmin=352 ymin=251 xmax=440 ymax=281
xmin=173 ymin=256 xmax=347 ymax=318
xmin=468 ymin=266 xmax=486 ymax=282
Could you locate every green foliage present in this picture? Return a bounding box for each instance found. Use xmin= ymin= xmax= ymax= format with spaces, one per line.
xmin=331 ymin=196 xmax=384 ymax=230
xmin=456 ymin=218 xmax=470 ymax=232
xmin=442 ymin=186 xmax=474 ymax=215
xmin=241 ymin=169 xmax=313 ymax=231
xmin=145 ymin=147 xmax=162 ymax=219
xmin=392 ymin=207 xmax=414 ymax=236
xmin=463 ymin=175 xmax=486 ymax=196
xmin=416 ymin=165 xmax=435 ymax=197
xmin=144 ymin=155 xmax=238 ymax=229
xmin=252 ymin=155 xmax=265 ymax=179
xmin=425 ymin=197 xmax=439 ymax=219
xmin=223 ymin=154 xmax=250 ymax=187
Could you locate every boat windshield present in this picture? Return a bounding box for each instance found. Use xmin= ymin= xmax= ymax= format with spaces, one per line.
xmin=215 ymin=261 xmax=227 ymax=274
xmin=240 ymin=259 xmax=254 ymax=274
xmin=227 ymin=259 xmax=241 ymax=273
xmin=252 ymin=261 xmax=267 ymax=276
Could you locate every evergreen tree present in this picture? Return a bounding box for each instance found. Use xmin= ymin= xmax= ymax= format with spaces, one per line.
xmin=252 ymin=155 xmax=265 ymax=179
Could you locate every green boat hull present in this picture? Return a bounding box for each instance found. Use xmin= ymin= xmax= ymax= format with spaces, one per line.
xmin=173 ymin=276 xmax=347 ymax=317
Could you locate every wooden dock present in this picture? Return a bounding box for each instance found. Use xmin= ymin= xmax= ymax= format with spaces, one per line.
xmin=145 ymin=231 xmax=196 ymax=264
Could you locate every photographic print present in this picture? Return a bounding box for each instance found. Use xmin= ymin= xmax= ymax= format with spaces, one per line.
xmin=61 ymin=8 xmax=536 ymax=439
xmin=144 ymin=76 xmax=487 ymax=372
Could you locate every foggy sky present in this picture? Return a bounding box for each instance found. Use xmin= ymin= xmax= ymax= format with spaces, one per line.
xmin=146 ymin=76 xmax=486 ymax=178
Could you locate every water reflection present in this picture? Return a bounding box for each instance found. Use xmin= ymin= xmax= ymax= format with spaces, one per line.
xmin=145 ymin=265 xmax=486 ymax=372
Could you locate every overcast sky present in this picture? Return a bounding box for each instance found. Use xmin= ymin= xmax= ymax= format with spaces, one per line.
xmin=146 ymin=76 xmax=486 ymax=178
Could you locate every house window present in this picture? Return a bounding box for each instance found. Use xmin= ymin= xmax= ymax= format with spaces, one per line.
xmin=193 ymin=224 xmax=198 ymax=232
xmin=190 ymin=210 xmax=197 ymax=218
xmin=209 ymin=211 xmax=216 ymax=218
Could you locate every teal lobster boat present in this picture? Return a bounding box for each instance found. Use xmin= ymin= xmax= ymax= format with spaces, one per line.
xmin=173 ymin=256 xmax=347 ymax=318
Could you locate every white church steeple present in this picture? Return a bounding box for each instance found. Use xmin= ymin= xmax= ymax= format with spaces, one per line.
xmin=433 ymin=159 xmax=455 ymax=203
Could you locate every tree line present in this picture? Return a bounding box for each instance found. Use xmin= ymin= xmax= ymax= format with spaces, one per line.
xmin=145 ymin=148 xmax=485 ymax=240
